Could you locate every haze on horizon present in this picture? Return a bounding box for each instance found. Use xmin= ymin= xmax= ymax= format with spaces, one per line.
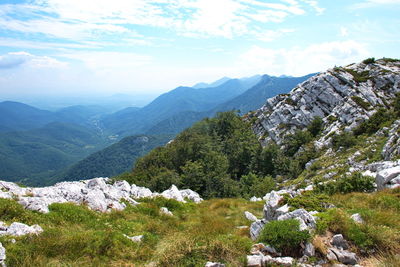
xmin=0 ymin=0 xmax=399 ymax=99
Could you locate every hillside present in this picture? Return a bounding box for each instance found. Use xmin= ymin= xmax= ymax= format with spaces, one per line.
xmin=56 ymin=134 xmax=172 ymax=183
xmin=0 ymin=122 xmax=111 ymax=185
xmin=101 ymin=77 xmax=260 ymax=136
xmin=0 ymin=58 xmax=399 ymax=266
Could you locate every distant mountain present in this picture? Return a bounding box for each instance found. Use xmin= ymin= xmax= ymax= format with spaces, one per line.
xmin=0 ymin=122 xmax=111 ymax=185
xmin=102 ymin=77 xmax=260 ymax=136
xmin=0 ymin=101 xmax=57 ymax=132
xmin=212 ymin=73 xmax=315 ymax=115
xmin=145 ymin=74 xmax=313 ymax=135
xmin=54 ymin=134 xmax=172 ymax=183
xmin=193 ymin=77 xmax=232 ymax=89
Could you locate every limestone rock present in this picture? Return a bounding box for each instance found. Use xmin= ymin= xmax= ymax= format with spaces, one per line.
xmin=263 ymin=191 xmax=283 ymax=221
xmin=350 ymin=213 xmax=364 ymax=224
xmin=3 ymin=222 xmax=43 ymax=236
xmin=265 ymin=256 xmax=294 ymax=267
xmin=250 ymin=196 xmax=262 ymax=202
xmin=249 ymin=59 xmax=400 ymax=147
xmin=277 ymin=208 xmax=316 ymax=230
xmin=0 ymin=242 xmax=5 ymax=261
xmin=247 ymin=255 xmax=263 ymax=267
xmin=161 ymin=185 xmax=185 ymax=202
xmin=304 ymin=242 xmax=315 ymax=257
xmin=328 ymin=248 xmax=358 ymax=265
xmin=205 ymin=262 xmax=225 ymax=267
xmin=250 ymin=220 xmax=266 ymax=241
xmin=245 ymin=211 xmax=258 ymax=222
xmin=160 ymin=207 xmax=173 ymax=216
xmin=179 ymin=189 xmax=203 ymax=203
xmin=331 ymin=234 xmax=349 ymax=250
xmin=123 ymin=234 xmax=143 ymax=243
xmin=376 ymin=166 xmax=400 ymax=189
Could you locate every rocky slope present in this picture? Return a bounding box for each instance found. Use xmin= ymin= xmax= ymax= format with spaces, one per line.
xmin=251 ymin=58 xmax=400 ymax=147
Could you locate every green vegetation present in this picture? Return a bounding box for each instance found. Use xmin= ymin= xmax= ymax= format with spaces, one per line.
xmin=351 ymin=95 xmax=371 ymax=110
xmin=354 ymin=108 xmax=395 ymax=136
xmin=362 ymin=57 xmax=375 ymax=64
xmin=315 ymin=173 xmax=375 ymax=195
xmin=284 ymin=191 xmax=330 ymax=212
xmin=0 ymin=197 xmax=263 ymax=266
xmin=257 ymin=219 xmax=310 ymax=256
xmin=344 ymin=69 xmax=370 ymax=83
xmin=316 ymin=188 xmax=400 ymax=255
xmin=331 ymin=131 xmax=357 ymax=150
xmin=58 ymin=135 xmax=172 ymax=183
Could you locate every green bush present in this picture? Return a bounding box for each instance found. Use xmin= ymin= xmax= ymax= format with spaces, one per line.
xmin=257 ymin=219 xmax=310 ymax=256
xmin=363 ymin=57 xmax=375 ymax=64
xmin=354 ymin=108 xmax=393 ymax=136
xmin=351 ymin=96 xmax=371 ymax=110
xmin=315 ymin=172 xmax=375 ymax=195
xmin=283 ymin=130 xmax=313 ymax=157
xmin=286 ymin=191 xmax=330 ymax=212
xmin=331 ymin=131 xmax=357 ymax=150
xmin=307 ymin=116 xmax=324 ymax=137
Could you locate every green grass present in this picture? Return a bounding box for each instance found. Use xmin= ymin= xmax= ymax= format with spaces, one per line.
xmin=0 ymin=198 xmax=263 ymax=266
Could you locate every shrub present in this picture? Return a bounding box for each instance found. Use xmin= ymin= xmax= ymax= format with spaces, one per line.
xmin=344 ymin=69 xmax=370 ymax=83
xmin=354 ymin=108 xmax=393 ymax=136
xmin=315 ymin=172 xmax=375 ymax=195
xmin=257 ymin=219 xmax=310 ymax=256
xmin=363 ymin=57 xmax=375 ymax=64
xmin=283 ymin=130 xmax=313 ymax=157
xmin=307 ymin=116 xmax=324 ymax=137
xmin=331 ymin=131 xmax=357 ymax=150
xmin=351 ymin=96 xmax=371 ymax=110
xmin=286 ymin=191 xmax=330 ymax=212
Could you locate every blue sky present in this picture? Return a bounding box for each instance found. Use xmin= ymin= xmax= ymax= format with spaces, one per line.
xmin=0 ymin=0 xmax=399 ymax=97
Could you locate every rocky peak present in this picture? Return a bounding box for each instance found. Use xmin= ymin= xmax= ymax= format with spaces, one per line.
xmin=250 ymin=58 xmax=400 ymax=146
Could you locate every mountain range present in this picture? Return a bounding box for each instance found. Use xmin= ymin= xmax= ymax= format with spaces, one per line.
xmin=0 ymin=73 xmax=312 ymax=185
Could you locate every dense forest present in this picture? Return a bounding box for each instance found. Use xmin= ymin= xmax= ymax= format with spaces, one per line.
xmin=118 ymin=111 xmax=325 ymax=198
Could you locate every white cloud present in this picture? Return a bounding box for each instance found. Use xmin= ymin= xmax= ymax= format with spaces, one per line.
xmin=351 ymin=0 xmax=400 ymax=9
xmin=0 ymin=51 xmax=66 ymax=69
xmin=340 ymin=27 xmax=349 ymax=37
xmin=237 ymin=40 xmax=369 ymax=76
xmin=0 ymin=0 xmax=324 ymax=42
xmin=59 ymin=51 xmax=152 ymax=71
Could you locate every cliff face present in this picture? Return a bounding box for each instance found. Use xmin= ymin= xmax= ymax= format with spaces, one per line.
xmin=250 ymin=59 xmax=400 ymax=147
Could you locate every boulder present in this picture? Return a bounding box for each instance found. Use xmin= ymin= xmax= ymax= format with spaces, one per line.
xmin=161 ymin=185 xmax=185 ymax=202
xmin=277 ymin=208 xmax=316 ymax=230
xmin=250 ymin=220 xmax=266 ymax=241
xmin=0 ymin=242 xmax=5 ymax=261
xmin=179 ymin=189 xmax=203 ymax=203
xmin=250 ymin=196 xmax=262 ymax=202
xmin=331 ymin=234 xmax=349 ymax=250
xmin=328 ymin=248 xmax=358 ymax=265
xmin=4 ymin=222 xmax=43 ymax=236
xmin=244 ymin=211 xmax=258 ymax=222
xmin=247 ymin=255 xmax=263 ymax=267
xmin=376 ymin=166 xmax=400 ymax=189
xmin=304 ymin=242 xmax=315 ymax=257
xmin=263 ymin=191 xmax=283 ymax=220
xmin=266 ymin=257 xmax=294 ymax=267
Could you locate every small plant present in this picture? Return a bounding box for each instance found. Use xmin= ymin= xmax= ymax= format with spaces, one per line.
xmin=363 ymin=57 xmax=375 ymax=64
xmin=257 ymin=219 xmax=311 ymax=256
xmin=286 ymin=191 xmax=330 ymax=212
xmin=351 ymin=96 xmax=371 ymax=110
xmin=344 ymin=68 xmax=370 ymax=83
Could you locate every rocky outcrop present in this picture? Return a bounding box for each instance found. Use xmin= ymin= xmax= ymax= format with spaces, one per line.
xmin=0 ymin=178 xmax=203 ymax=213
xmin=382 ymin=120 xmax=400 ymax=160
xmin=0 ymin=242 xmax=5 ymax=267
xmin=250 ymin=59 xmax=400 ymax=146
xmin=0 ymin=222 xmax=43 ymax=236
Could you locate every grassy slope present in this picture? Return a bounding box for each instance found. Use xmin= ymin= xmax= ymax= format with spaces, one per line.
xmin=0 ymin=198 xmax=262 ymax=267
xmin=0 ymin=189 xmax=398 ymax=266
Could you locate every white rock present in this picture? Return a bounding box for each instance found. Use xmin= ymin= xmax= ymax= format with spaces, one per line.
xmin=205 ymin=262 xmax=225 ymax=267
xmin=161 ymin=185 xmax=185 ymax=202
xmin=376 ymin=166 xmax=400 ymax=189
xmin=250 ymin=196 xmax=262 ymax=202
xmin=0 ymin=242 xmax=5 ymax=261
xmin=350 ymin=213 xmax=364 ymax=224
xmin=244 ymin=211 xmax=258 ymax=222
xmin=247 ymin=255 xmax=263 ymax=267
xmin=5 ymin=222 xmax=43 ymax=236
xmin=123 ymin=234 xmax=143 ymax=243
xmin=277 ymin=208 xmax=316 ymax=230
xmin=179 ymin=189 xmax=203 ymax=203
xmin=160 ymin=207 xmax=173 ymax=216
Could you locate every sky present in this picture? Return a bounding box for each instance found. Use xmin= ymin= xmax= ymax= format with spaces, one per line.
xmin=0 ymin=0 xmax=399 ymax=98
